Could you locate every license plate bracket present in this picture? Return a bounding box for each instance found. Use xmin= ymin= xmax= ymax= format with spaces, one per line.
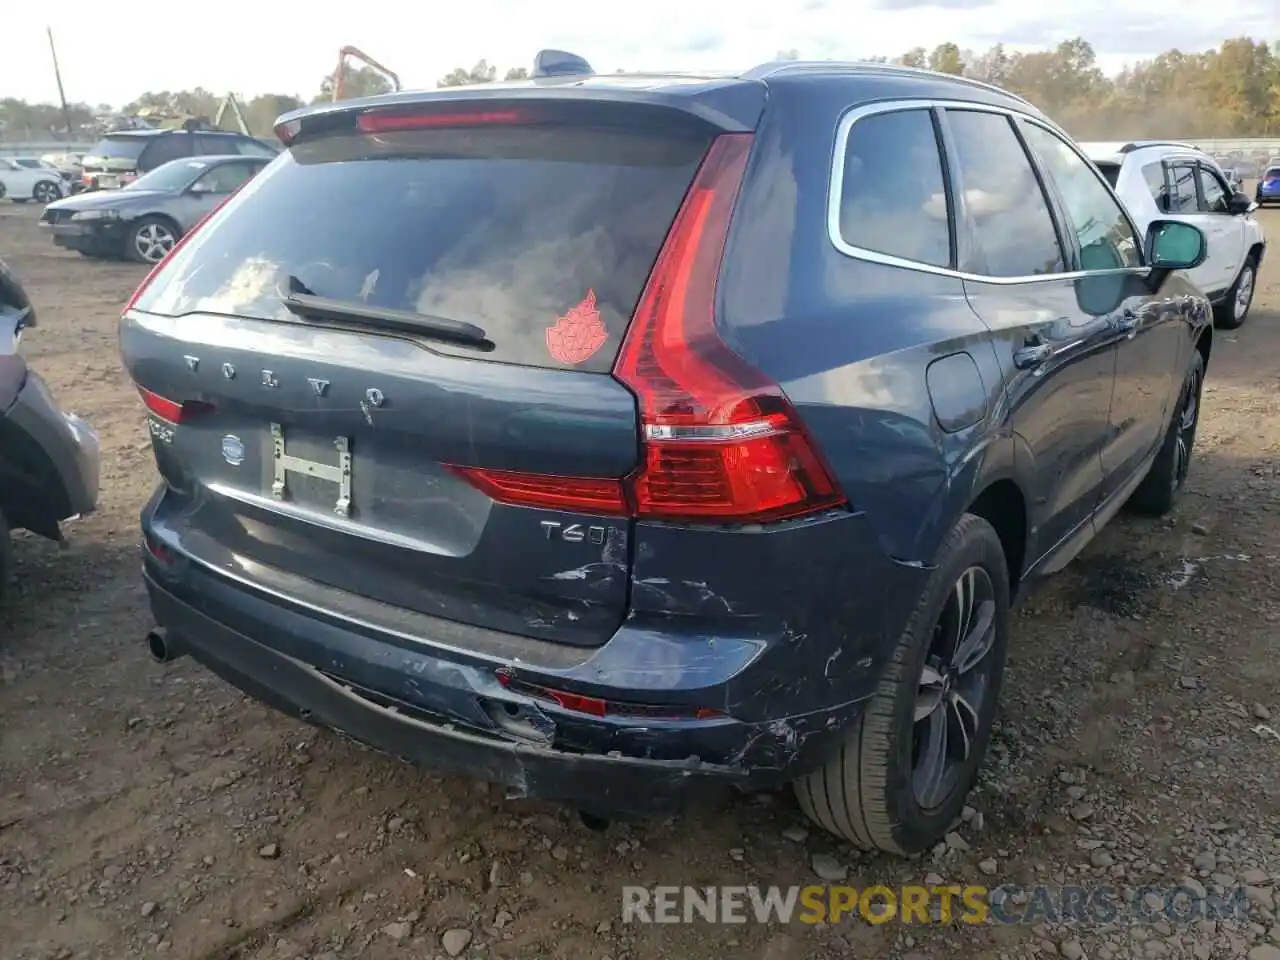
xmin=270 ymin=422 xmax=353 ymax=517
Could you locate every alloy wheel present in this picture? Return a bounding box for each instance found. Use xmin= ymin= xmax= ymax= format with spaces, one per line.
xmin=1233 ymin=265 xmax=1255 ymax=321
xmin=912 ymin=565 xmax=998 ymax=809
xmin=1173 ymin=363 xmax=1202 ymax=488
xmin=34 ymin=182 xmax=58 ymax=203
xmin=134 ymin=223 xmax=176 ymax=263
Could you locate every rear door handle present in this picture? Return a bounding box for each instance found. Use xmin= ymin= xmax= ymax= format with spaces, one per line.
xmin=1013 ymin=342 xmax=1053 ymax=370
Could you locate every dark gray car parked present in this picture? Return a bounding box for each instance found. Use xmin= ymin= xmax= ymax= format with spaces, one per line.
xmin=0 ymin=259 xmax=100 ymax=601
xmin=119 ymin=55 xmax=1214 ymax=855
xmin=41 ymin=156 xmax=270 ymax=263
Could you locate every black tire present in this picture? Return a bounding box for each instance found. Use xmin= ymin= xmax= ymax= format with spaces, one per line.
xmin=1128 ymin=349 xmax=1205 ymax=517
xmin=794 ymin=513 xmax=1010 ymax=854
xmin=126 ymin=216 xmax=180 ymax=265
xmin=1214 ymin=256 xmax=1257 ymax=330
xmin=33 ymin=180 xmax=61 ymax=204
xmin=0 ymin=181 xmax=6 ymax=200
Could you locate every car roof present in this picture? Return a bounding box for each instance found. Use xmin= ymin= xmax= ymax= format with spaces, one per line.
xmin=283 ymin=58 xmax=1038 ymax=127
xmin=196 ymin=154 xmax=268 ymax=163
xmin=1080 ymin=140 xmax=1207 ymax=166
xmin=104 ymin=128 xmax=250 ymax=139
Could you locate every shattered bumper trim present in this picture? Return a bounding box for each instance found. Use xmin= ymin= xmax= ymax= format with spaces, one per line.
xmin=144 ymin=572 xmax=873 ymax=815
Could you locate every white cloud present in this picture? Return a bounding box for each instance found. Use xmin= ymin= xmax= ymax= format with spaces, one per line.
xmin=4 ymin=0 xmax=1273 ymax=107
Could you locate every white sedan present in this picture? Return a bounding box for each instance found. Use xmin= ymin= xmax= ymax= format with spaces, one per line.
xmin=0 ymin=157 xmax=67 ymax=204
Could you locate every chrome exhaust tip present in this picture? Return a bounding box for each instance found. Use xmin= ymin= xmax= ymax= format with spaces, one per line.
xmin=145 ymin=627 xmax=184 ymax=664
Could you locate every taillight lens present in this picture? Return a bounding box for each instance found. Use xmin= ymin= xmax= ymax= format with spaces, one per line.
xmin=137 ymin=386 xmax=213 ymax=423
xmin=357 ymin=109 xmax=527 ymax=134
xmin=614 ymin=133 xmax=845 ymax=524
xmin=446 ymin=466 xmax=628 ymax=515
xmin=447 ymin=133 xmax=846 ymax=526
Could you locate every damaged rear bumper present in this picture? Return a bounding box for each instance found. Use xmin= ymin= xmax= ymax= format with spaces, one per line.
xmin=141 ymin=532 xmax=880 ymax=815
xmin=0 ymin=369 xmax=99 ymax=537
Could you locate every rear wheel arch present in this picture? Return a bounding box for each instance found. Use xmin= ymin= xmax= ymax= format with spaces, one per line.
xmin=965 ymin=478 xmax=1028 ymax=592
xmin=1195 ymin=325 xmax=1212 ymax=370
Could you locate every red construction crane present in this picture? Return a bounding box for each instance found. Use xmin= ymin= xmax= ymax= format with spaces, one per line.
xmin=333 ymin=46 xmax=402 ymax=101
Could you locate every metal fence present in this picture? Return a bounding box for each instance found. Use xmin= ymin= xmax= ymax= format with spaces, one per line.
xmin=1193 ymin=138 xmax=1280 ymax=156
xmin=0 ymin=141 xmax=93 ymax=158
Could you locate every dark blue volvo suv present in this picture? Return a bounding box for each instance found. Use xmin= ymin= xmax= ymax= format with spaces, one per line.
xmin=118 ymin=53 xmax=1213 ymax=854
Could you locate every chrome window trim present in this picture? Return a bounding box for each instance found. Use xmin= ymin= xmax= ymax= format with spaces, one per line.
xmin=827 ymin=97 xmax=1150 ymax=285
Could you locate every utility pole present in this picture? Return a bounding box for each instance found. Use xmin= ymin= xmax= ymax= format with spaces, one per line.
xmin=46 ymin=27 xmax=75 ymax=139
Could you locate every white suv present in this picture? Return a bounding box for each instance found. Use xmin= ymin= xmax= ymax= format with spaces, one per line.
xmin=1082 ymin=140 xmax=1265 ymax=330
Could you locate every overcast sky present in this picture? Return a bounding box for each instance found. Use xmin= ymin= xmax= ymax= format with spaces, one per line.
xmin=5 ymin=0 xmax=1275 ymax=107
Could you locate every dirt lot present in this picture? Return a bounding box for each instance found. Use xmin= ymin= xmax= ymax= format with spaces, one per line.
xmin=2 ymin=199 xmax=1279 ymax=960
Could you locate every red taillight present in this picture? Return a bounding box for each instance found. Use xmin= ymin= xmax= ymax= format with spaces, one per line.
xmin=447 ymin=133 xmax=846 ymax=526
xmin=356 ymin=109 xmax=527 ymax=134
xmin=137 ymin=386 xmax=213 ymax=424
xmin=614 ymin=133 xmax=845 ymax=523
xmin=144 ymin=534 xmax=175 ymax=565
xmin=446 ymin=466 xmax=628 ymax=515
xmin=495 ymin=670 xmax=724 ymax=720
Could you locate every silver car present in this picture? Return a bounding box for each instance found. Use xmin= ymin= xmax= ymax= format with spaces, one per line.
xmin=39 ymin=155 xmax=271 ymax=263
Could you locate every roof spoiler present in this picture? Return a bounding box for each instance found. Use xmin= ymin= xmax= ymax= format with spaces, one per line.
xmin=532 ymin=49 xmax=593 ymax=79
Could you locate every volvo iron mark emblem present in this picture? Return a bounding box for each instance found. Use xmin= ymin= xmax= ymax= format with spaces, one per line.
xmin=221 ymin=435 xmax=246 ymax=466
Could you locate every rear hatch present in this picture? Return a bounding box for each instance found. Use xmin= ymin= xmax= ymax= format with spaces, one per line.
xmin=120 ymin=90 xmax=763 ymax=647
xmin=81 ymin=134 xmax=147 ymax=188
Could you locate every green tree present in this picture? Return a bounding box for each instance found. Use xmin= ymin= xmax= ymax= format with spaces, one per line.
xmin=928 ymin=42 xmax=965 ymax=75
xmin=438 ymin=60 xmax=499 ymax=87
xmin=896 ymin=47 xmax=927 ymax=68
xmin=313 ymin=66 xmax=394 ymax=104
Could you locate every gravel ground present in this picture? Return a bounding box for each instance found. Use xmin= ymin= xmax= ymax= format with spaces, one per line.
xmin=1 ymin=199 xmax=1279 ymax=960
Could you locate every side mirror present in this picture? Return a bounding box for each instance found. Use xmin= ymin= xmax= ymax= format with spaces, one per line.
xmin=1228 ymin=191 xmax=1254 ymax=215
xmin=1144 ymin=220 xmax=1206 ymax=291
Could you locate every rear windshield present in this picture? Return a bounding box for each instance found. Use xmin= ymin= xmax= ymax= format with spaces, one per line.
xmin=133 ymin=124 xmax=711 ymax=372
xmin=87 ymin=135 xmax=147 ymax=160
xmin=1095 ymin=162 xmax=1120 ymax=188
xmin=1265 ymin=167 xmax=1280 ymax=179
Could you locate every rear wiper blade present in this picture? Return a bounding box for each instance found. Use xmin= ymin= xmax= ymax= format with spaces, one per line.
xmin=281 ymin=290 xmax=488 ymax=347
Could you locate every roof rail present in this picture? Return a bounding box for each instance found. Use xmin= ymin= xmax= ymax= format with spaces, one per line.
xmin=741 ymin=59 xmax=1035 ymax=107
xmin=1117 ymin=140 xmax=1199 ymax=154
xmin=532 ymin=49 xmax=594 ymax=79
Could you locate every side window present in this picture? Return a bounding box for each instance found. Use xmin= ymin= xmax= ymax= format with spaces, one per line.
xmin=139 ymin=134 xmax=192 ymax=170
xmin=192 ymin=162 xmax=257 ymax=194
xmin=944 ymin=110 xmax=1065 ymax=278
xmin=837 ymin=109 xmax=952 ymax=268
xmin=1197 ymin=166 xmax=1228 ymax=214
xmin=1019 ymin=123 xmax=1141 ymax=270
xmin=195 ymin=134 xmax=232 ymax=156
xmin=1142 ymin=163 xmax=1170 ymax=213
xmin=1168 ymin=165 xmax=1199 ymax=214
